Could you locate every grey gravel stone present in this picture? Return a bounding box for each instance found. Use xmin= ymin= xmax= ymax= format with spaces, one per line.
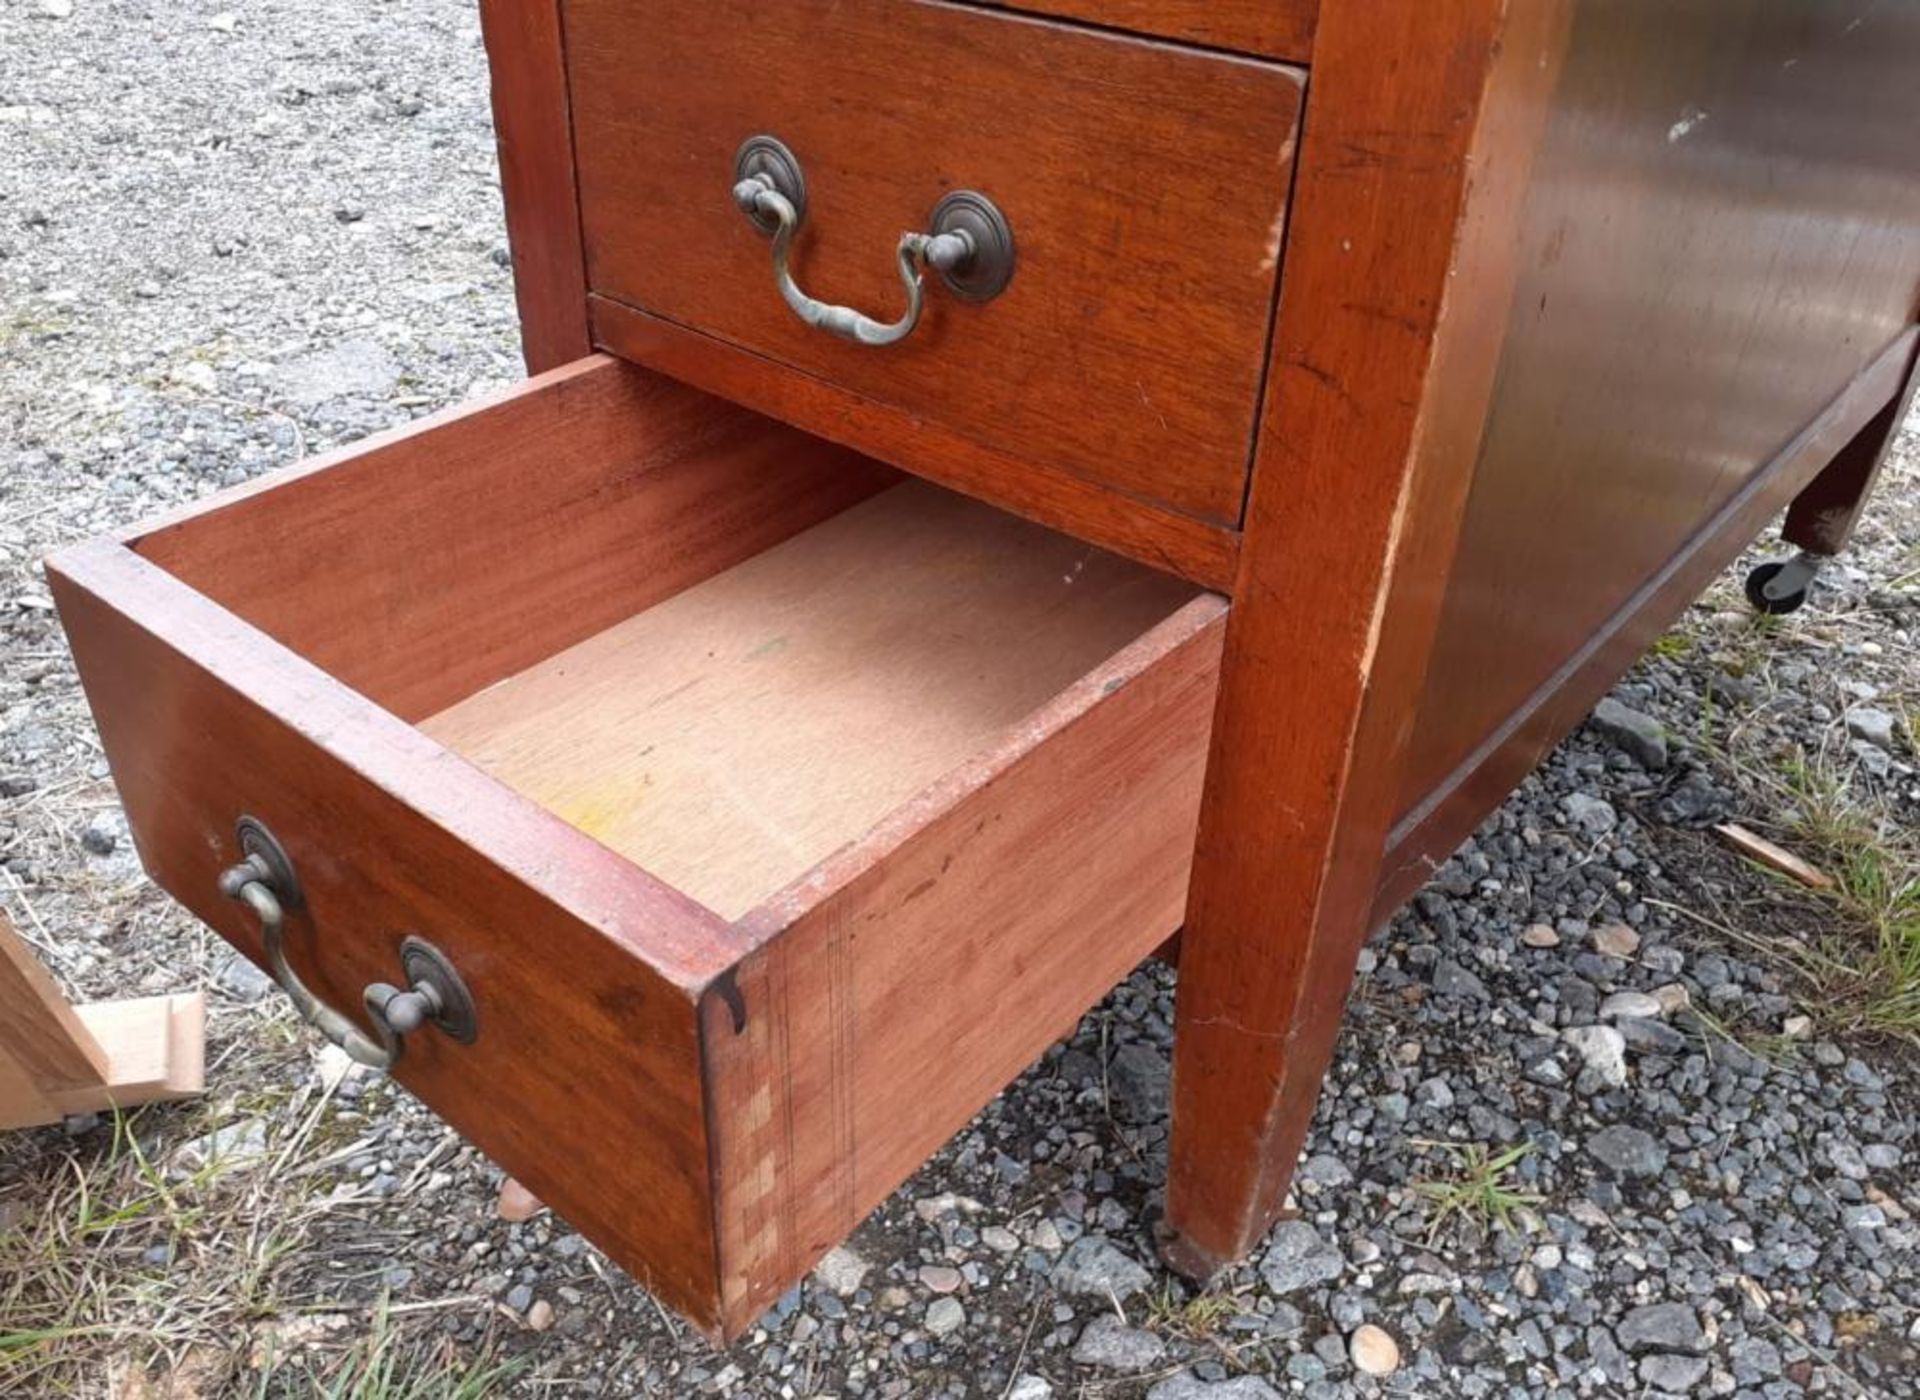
xmin=1600 ymin=990 xmax=1664 ymax=1019
xmin=1052 ymin=1235 xmax=1152 ymax=1300
xmin=1843 ymin=705 xmax=1896 ymax=748
xmin=1617 ymin=1302 xmax=1706 ymax=1354
xmin=924 ymin=1296 xmax=965 ymax=1337
xmin=1071 ymin=1315 xmax=1167 ymax=1372
xmin=1638 ymin=1353 xmax=1710 ymax=1392
xmin=1109 ymin=1040 xmax=1170 ymax=1121
xmin=1259 ymin=1220 xmax=1344 ymax=1295
xmin=1563 ymin=1025 xmax=1628 ymax=1087
xmin=1564 ymin=792 xmax=1619 ymax=834
xmin=1591 ymin=697 xmax=1669 ymax=769
xmin=1431 ymin=959 xmax=1489 ymax=999
xmin=275 ymin=338 xmax=400 ymax=410
xmin=1588 ymin=1125 xmax=1667 ymax=1177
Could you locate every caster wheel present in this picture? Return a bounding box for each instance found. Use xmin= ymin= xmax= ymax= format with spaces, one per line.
xmin=1744 ymin=561 xmax=1808 ymax=616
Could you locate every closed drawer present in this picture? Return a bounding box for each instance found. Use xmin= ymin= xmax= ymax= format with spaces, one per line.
xmin=49 ymin=357 xmax=1225 ymax=1340
xmin=565 ymin=0 xmax=1304 ymax=529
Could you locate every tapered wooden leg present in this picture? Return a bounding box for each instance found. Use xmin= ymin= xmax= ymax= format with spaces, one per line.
xmin=1157 ymin=0 xmax=1572 ymax=1277
xmin=1783 ymin=357 xmax=1918 ymax=557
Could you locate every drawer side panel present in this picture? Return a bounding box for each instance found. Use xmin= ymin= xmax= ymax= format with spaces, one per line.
xmin=701 ymin=597 xmax=1227 ymax=1334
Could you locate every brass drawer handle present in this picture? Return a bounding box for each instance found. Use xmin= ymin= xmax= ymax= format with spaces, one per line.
xmin=217 ymin=817 xmax=477 ymax=1070
xmin=731 ymin=135 xmax=1014 ymax=348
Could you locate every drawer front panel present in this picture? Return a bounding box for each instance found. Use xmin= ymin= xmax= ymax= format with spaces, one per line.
xmin=565 ymin=0 xmax=1304 ymax=527
xmin=48 ymin=542 xmax=732 ymax=1334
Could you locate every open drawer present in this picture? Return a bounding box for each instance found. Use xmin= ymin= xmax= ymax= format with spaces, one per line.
xmin=47 ymin=356 xmax=1226 ymax=1339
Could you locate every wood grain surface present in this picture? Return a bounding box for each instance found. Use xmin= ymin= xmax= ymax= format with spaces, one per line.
xmin=566 ymin=0 xmax=1303 ymax=526
xmin=1398 ymin=0 xmax=1920 ymax=816
xmin=589 ymin=299 xmax=1240 ymax=590
xmin=478 ymin=0 xmax=591 ymax=372
xmin=49 ymin=541 xmax=741 ymax=1332
xmin=1163 ymin=0 xmax=1575 ymax=1275
xmin=131 ymin=357 xmax=897 ymax=724
xmin=707 ymin=597 xmax=1227 ymax=1332
xmin=425 ymin=480 xmax=1199 ymax=919
xmin=1374 ymin=328 xmax=1919 ymax=919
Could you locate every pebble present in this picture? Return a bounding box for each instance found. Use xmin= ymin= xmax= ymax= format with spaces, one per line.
xmin=1588 ymin=1124 xmax=1667 ymax=1177
xmin=1600 ymin=990 xmax=1664 ymax=1019
xmin=1591 ymin=697 xmax=1670 ymax=769
xmin=918 ymin=1265 xmax=963 ymax=1295
xmin=1259 ymin=1221 xmax=1344 ymax=1295
xmin=1564 ymin=792 xmax=1619 ymax=834
xmin=1843 ymin=706 xmax=1896 ymax=748
xmin=1348 ymin=1323 xmax=1400 ymax=1375
xmin=1639 ymin=1353 xmax=1710 ymax=1392
xmin=1431 ymin=959 xmax=1489 ymax=999
xmin=1052 ymin=1235 xmax=1152 ymax=1300
xmin=923 ymin=1297 xmax=965 ymax=1337
xmin=1520 ymin=923 xmax=1561 ymax=948
xmin=79 ymin=812 xmax=118 ymax=855
xmin=1070 ymin=1315 xmax=1167 ymax=1372
xmin=1563 ymin=1025 xmax=1628 ymax=1086
xmin=495 ymin=1178 xmax=543 ymax=1222
xmin=813 ymin=1245 xmax=869 ymax=1297
xmin=1617 ymin=1302 xmax=1707 ymax=1354
xmin=1591 ymin=924 xmax=1641 ymax=958
xmin=215 ymin=951 xmax=275 ymax=1003
xmin=1147 ymin=1377 xmax=1284 ymax=1400
xmin=1006 ymin=1379 xmax=1053 ymax=1400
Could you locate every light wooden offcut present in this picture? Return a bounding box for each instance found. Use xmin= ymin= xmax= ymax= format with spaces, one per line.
xmin=423 ymin=480 xmax=1201 ymax=919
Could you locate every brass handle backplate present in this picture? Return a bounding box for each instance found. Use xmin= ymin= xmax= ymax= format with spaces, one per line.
xmin=730 ymin=134 xmax=1014 ymax=348
xmin=218 ymin=816 xmax=477 ymax=1071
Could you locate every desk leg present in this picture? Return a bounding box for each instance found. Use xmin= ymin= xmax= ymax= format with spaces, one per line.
xmin=1784 ymin=352 xmax=1919 ymax=558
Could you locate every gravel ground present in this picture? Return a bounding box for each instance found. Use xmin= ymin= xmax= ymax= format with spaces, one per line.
xmin=2 ymin=3 xmax=1916 ymax=1398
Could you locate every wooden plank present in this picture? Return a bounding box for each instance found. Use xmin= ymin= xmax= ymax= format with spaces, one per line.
xmin=1715 ymin=824 xmax=1835 ymax=893
xmin=566 ymin=0 xmax=1303 ymax=526
xmin=1399 ymin=0 xmax=1920 ymax=815
xmin=47 ymin=541 xmax=738 ymax=1333
xmin=0 ymin=911 xmax=110 ymax=1096
xmin=590 ymin=299 xmax=1241 ymax=592
xmin=705 ymin=597 xmax=1227 ymax=1335
xmin=1 ymin=913 xmax=204 ymax=1132
xmin=477 ymin=0 xmax=591 ymax=372
xmin=129 ymin=356 xmax=897 ymax=724
xmin=1163 ymin=0 xmax=1576 ymax=1275
xmin=966 ymin=0 xmax=1316 ymax=62
xmin=425 ymin=481 xmax=1201 ymax=919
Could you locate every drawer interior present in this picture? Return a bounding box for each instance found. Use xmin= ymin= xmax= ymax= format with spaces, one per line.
xmin=420 ymin=481 xmax=1196 ymax=918
xmin=127 ymin=359 xmax=1204 ymax=921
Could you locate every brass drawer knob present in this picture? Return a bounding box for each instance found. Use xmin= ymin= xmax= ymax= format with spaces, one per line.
xmin=731 ymin=134 xmax=1014 ymax=348
xmin=217 ymin=817 xmax=476 ymax=1070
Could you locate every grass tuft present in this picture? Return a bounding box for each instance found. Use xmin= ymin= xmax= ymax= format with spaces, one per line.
xmin=1711 ymin=739 xmax=1920 ymax=1044
xmin=1409 ymin=1141 xmax=1543 ymax=1247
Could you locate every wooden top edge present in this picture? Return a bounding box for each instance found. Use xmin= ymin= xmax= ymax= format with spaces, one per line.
xmin=47 ymin=540 xmax=748 ymax=992
xmin=729 ymin=590 xmax=1229 ymax=948
xmin=934 ymin=0 xmax=1315 ymax=69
